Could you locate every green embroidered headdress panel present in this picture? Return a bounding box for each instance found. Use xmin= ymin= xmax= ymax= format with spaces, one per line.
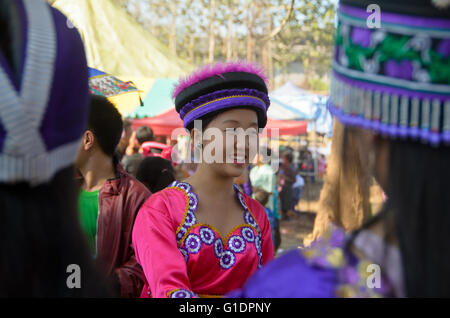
xmin=328 ymin=0 xmax=450 ymax=146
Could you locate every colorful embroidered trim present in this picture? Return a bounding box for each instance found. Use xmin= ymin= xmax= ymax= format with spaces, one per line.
xmin=301 ymin=225 xmax=392 ymax=298
xmin=329 ymin=4 xmax=450 ymax=146
xmin=166 ymin=288 xmax=198 ymax=298
xmin=170 ymin=181 xmax=264 ymax=270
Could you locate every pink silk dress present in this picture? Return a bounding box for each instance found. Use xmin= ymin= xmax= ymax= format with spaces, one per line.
xmin=132 ymin=180 xmax=274 ymax=298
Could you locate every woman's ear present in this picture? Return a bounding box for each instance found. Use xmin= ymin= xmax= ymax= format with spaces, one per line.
xmin=83 ymin=130 xmax=95 ymax=151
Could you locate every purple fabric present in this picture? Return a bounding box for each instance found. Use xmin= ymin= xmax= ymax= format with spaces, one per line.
xmin=443 ymin=132 xmax=450 ymax=144
xmin=339 ymin=4 xmax=450 ymax=29
xmin=182 ymin=95 xmax=267 ymax=129
xmin=437 ymin=39 xmax=450 ymax=58
xmin=242 ymin=181 xmax=252 ymax=196
xmin=179 ymin=88 xmax=270 ymax=119
xmin=351 ymin=27 xmax=372 ymax=48
xmin=333 ymin=71 xmax=449 ymax=101
xmin=39 ymin=7 xmax=90 ymax=151
xmin=384 ymin=60 xmax=413 ymax=81
xmin=226 ymin=249 xmax=338 ymax=298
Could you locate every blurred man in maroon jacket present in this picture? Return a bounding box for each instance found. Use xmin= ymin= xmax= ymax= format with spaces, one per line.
xmin=75 ymin=95 xmax=151 ymax=297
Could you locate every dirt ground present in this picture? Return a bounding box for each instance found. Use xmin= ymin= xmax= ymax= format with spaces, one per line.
xmin=276 ymin=180 xmax=322 ymax=255
xmin=276 ymin=179 xmax=385 ymax=256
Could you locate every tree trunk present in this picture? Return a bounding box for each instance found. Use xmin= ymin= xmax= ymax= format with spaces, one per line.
xmin=226 ymin=4 xmax=235 ymax=60
xmin=169 ymin=2 xmax=177 ymax=56
xmin=303 ymin=57 xmax=310 ymax=89
xmin=246 ymin=1 xmax=255 ymax=61
xmin=265 ymin=10 xmax=273 ymax=87
xmin=208 ymin=0 xmax=216 ymax=63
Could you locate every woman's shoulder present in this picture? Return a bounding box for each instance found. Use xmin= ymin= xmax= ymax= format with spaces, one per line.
xmin=239 ymin=189 xmax=267 ymax=219
xmin=139 ymin=181 xmax=191 ymax=215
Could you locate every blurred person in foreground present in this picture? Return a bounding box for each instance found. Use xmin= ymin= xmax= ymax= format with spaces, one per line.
xmin=228 ymin=0 xmax=450 ymax=298
xmin=0 ymin=0 xmax=110 ymax=297
xmin=75 ymin=95 xmax=150 ymax=297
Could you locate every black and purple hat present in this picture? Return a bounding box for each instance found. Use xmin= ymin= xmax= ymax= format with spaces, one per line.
xmin=173 ymin=62 xmax=270 ymax=129
xmin=0 ymin=0 xmax=90 ymax=184
xmin=328 ymin=0 xmax=450 ymax=146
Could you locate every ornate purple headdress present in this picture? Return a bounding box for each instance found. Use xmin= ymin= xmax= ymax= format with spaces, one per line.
xmin=173 ymin=61 xmax=270 ymax=129
xmin=328 ymin=0 xmax=450 ymax=146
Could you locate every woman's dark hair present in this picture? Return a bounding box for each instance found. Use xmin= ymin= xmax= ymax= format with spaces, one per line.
xmin=348 ymin=138 xmax=450 ymax=297
xmin=87 ymin=95 xmax=123 ymax=158
xmin=136 ymin=157 xmax=175 ymax=193
xmin=0 ymin=166 xmax=112 ymax=297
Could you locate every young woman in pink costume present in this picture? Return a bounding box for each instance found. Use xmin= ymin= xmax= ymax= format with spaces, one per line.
xmin=132 ymin=62 xmax=275 ymax=298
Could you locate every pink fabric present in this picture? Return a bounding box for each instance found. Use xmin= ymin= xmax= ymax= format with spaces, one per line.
xmin=132 ymin=183 xmax=274 ymax=298
xmin=172 ymin=61 xmax=268 ymax=99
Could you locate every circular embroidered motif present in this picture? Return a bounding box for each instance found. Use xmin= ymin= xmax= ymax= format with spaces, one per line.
xmin=176 ymin=182 xmax=192 ymax=193
xmin=241 ymin=227 xmax=255 ymax=243
xmin=244 ymin=211 xmax=257 ymax=228
xmin=184 ymin=211 xmax=196 ymax=227
xmin=236 ymin=191 xmax=246 ymax=209
xmin=170 ymin=289 xmax=196 ymax=298
xmin=214 ymin=238 xmax=224 ymax=258
xmin=176 ymin=227 xmax=187 ymax=242
xmin=219 ymin=250 xmax=236 ymax=270
xmin=187 ymin=191 xmax=198 ymax=211
xmin=255 ymin=235 xmax=262 ymax=253
xmin=228 ymin=235 xmax=246 ymax=253
xmin=199 ymin=227 xmax=215 ymax=245
xmin=169 ymin=180 xmax=178 ymax=187
xmin=185 ymin=234 xmax=202 ymax=254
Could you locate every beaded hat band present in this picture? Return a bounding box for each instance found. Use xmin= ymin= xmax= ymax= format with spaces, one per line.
xmin=328 ymin=1 xmax=450 ymax=146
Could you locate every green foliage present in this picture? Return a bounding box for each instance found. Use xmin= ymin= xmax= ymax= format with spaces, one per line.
xmin=307 ymin=76 xmax=329 ymax=92
xmin=106 ymin=0 xmax=336 ymax=83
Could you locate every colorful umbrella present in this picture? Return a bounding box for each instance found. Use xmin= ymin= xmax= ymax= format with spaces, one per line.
xmin=88 ymin=67 xmax=143 ymax=114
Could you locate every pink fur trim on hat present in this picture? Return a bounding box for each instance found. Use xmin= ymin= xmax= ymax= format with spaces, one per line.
xmin=172 ymin=61 xmax=268 ymax=99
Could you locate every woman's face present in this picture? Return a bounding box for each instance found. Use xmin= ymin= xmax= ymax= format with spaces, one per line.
xmin=194 ymin=108 xmax=259 ymax=178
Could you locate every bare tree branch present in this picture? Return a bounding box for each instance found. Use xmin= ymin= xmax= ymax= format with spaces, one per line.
xmin=261 ymin=0 xmax=295 ymax=42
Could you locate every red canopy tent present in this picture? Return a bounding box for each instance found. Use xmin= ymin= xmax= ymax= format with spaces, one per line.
xmin=131 ymin=108 xmax=307 ymax=137
xmin=132 ymin=108 xmax=184 ymax=137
